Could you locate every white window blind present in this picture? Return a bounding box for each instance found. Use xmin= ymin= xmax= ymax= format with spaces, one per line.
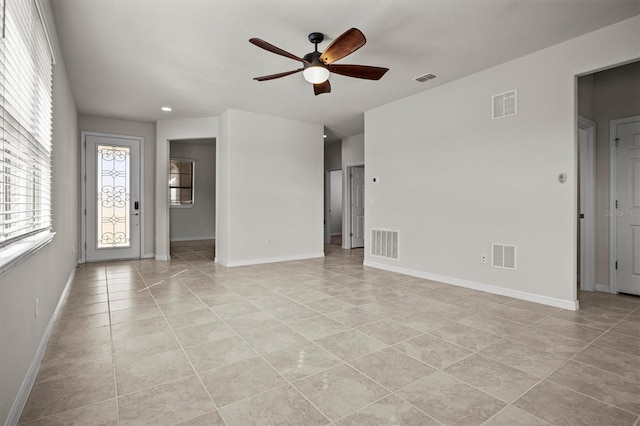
xmin=0 ymin=0 xmax=53 ymax=248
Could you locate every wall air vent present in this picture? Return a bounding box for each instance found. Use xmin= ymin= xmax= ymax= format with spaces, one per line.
xmin=492 ymin=243 xmax=517 ymax=270
xmin=492 ymin=89 xmax=517 ymax=119
xmin=414 ymin=73 xmax=438 ymax=83
xmin=371 ymin=229 xmax=399 ymax=260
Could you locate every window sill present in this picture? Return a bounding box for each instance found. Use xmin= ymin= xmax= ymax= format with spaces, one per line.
xmin=0 ymin=232 xmax=56 ymax=276
xmin=170 ymin=204 xmax=194 ymax=209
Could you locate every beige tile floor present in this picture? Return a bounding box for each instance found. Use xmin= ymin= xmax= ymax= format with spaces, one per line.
xmin=18 ymin=240 xmax=640 ymax=425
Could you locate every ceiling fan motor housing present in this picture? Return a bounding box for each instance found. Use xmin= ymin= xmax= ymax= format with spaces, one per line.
xmin=303 ymin=51 xmax=325 ymax=69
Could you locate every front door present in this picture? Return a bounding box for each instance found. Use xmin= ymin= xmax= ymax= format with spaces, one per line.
xmin=351 ymin=166 xmax=365 ymax=248
xmin=615 ymin=117 xmax=640 ymax=295
xmin=85 ymin=133 xmax=141 ymax=261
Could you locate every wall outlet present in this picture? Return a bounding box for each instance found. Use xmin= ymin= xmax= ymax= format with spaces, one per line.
xmin=440 ymin=249 xmax=446 ymax=258
xmin=35 ymin=298 xmax=39 ymax=318
xmin=481 ymin=254 xmax=488 ymax=264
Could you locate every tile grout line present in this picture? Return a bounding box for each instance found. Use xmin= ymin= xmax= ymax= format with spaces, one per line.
xmin=180 ymin=259 xmax=335 ymax=424
xmin=138 ymin=263 xmax=226 ymax=425
xmin=105 ymin=266 xmax=122 ymax=426
xmin=190 ymin=256 xmax=489 ymax=425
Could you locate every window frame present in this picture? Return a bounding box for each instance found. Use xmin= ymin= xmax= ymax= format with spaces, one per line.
xmin=169 ymin=158 xmax=195 ymax=208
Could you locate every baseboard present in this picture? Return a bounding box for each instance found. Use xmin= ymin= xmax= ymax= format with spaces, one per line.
xmin=595 ymin=283 xmax=612 ymax=293
xmin=142 ymin=253 xmax=155 ymax=259
xmin=169 ymin=236 xmax=215 ymax=242
xmin=5 ymin=265 xmax=77 ymax=426
xmin=223 ymin=252 xmax=325 ymax=267
xmin=363 ymin=260 xmax=579 ymax=311
xmin=155 ymin=254 xmax=170 ymax=261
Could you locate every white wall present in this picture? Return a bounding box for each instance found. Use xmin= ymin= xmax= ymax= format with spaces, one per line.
xmin=78 ymin=115 xmax=156 ymax=256
xmin=364 ymin=16 xmax=639 ymax=309
xmin=0 ymin=0 xmax=79 ymax=422
xmin=330 ymin=170 xmax=342 ymax=234
xmin=341 ymin=133 xmax=364 ymax=166
xmin=170 ymin=140 xmax=216 ymax=241
xmin=155 ymin=117 xmax=219 ymax=259
xmin=217 ymin=109 xmax=324 ymax=266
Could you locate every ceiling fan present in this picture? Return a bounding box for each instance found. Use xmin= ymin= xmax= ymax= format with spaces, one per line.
xmin=249 ymin=28 xmax=389 ymax=96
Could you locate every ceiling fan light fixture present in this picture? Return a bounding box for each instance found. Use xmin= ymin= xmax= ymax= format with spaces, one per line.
xmin=303 ymin=66 xmax=330 ymax=84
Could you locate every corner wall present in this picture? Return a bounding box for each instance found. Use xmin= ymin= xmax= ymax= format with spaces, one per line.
xmin=217 ymin=109 xmax=324 ymax=266
xmin=0 ymin=0 xmax=79 ymax=422
xmin=364 ymin=16 xmax=639 ymax=309
xmin=155 ymin=117 xmax=219 ymax=260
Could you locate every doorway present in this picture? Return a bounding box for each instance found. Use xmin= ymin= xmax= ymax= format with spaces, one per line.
xmin=82 ymin=132 xmax=143 ymax=262
xmin=328 ymin=169 xmax=342 ymax=245
xmin=168 ymin=138 xmax=216 ymax=247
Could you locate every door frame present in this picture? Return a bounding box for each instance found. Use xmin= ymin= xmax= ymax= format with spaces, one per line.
xmin=80 ymin=131 xmax=145 ymax=263
xmin=609 ymin=115 xmax=640 ymax=294
xmin=343 ymin=163 xmax=364 ymax=249
xmin=578 ymin=116 xmax=596 ymax=292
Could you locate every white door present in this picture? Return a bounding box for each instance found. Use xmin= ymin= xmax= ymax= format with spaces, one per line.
xmin=615 ymin=118 xmax=640 ymax=295
xmin=350 ymin=166 xmax=365 ymax=248
xmin=85 ymin=134 xmax=141 ymax=261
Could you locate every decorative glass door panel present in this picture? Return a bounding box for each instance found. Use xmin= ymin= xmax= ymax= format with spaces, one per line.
xmin=97 ymin=145 xmax=131 ymax=248
xmin=85 ymin=134 xmax=141 ymax=261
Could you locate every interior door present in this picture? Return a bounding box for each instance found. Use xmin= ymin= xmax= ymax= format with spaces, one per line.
xmin=615 ymin=118 xmax=640 ymax=295
xmin=85 ymin=134 xmax=141 ymax=261
xmin=351 ymin=166 xmax=365 ymax=248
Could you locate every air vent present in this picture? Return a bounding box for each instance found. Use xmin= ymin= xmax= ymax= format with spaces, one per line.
xmin=371 ymin=229 xmax=399 ymax=260
xmin=492 ymin=89 xmax=517 ymax=119
xmin=414 ymin=73 xmax=438 ymax=83
xmin=492 ymin=243 xmax=517 ymax=270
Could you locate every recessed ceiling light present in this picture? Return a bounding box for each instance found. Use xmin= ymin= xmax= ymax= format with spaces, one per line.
xmin=161 ymin=106 xmax=172 ymax=112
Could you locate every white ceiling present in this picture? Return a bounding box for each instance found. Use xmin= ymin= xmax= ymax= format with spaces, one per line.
xmin=50 ymin=0 xmax=639 ymax=141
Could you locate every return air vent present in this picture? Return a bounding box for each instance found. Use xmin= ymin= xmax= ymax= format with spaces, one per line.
xmin=371 ymin=229 xmax=399 ymax=260
xmin=414 ymin=73 xmax=438 ymax=83
xmin=492 ymin=243 xmax=517 ymax=270
xmin=492 ymin=89 xmax=517 ymax=119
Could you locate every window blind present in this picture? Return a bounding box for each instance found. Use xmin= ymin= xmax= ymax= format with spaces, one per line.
xmin=0 ymin=0 xmax=53 ymax=248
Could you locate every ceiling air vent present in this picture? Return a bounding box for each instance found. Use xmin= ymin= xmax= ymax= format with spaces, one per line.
xmin=492 ymin=89 xmax=517 ymax=119
xmin=492 ymin=243 xmax=517 ymax=271
xmin=414 ymin=73 xmax=438 ymax=83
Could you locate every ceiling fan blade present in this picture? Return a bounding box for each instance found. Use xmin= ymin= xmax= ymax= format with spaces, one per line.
xmin=314 ymin=80 xmax=331 ymax=96
xmin=328 ymin=64 xmax=389 ymax=80
xmin=249 ymin=38 xmax=309 ymax=63
xmin=320 ymin=28 xmax=366 ymax=65
xmin=254 ymin=68 xmax=303 ymax=81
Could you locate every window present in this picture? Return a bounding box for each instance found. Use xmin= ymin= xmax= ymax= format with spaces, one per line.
xmin=0 ymin=0 xmax=54 ymax=271
xmin=169 ymin=159 xmax=194 ymax=207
